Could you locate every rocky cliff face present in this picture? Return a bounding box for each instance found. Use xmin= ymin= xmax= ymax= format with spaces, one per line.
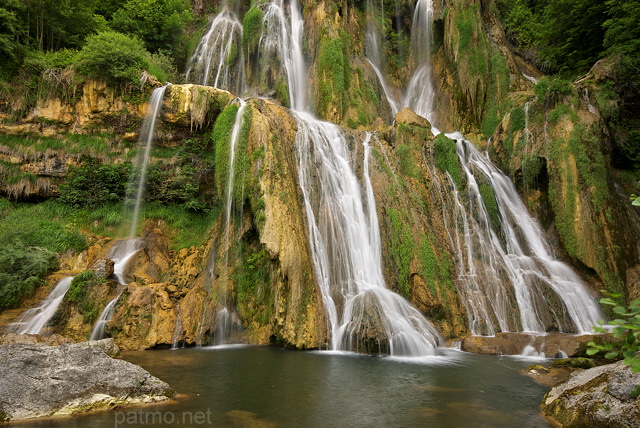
xmin=3 ymin=0 xmax=640 ymax=351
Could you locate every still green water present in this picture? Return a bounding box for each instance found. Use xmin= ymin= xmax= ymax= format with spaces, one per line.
xmin=21 ymin=346 xmax=552 ymax=427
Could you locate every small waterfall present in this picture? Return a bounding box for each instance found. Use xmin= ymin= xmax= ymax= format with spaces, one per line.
xmin=126 ymin=86 xmax=167 ymax=238
xmin=428 ymin=135 xmax=602 ymax=335
xmin=364 ymin=0 xmax=399 ymax=115
xmin=9 ymin=277 xmax=73 ymax=335
xmin=216 ymin=98 xmax=248 ymax=344
xmin=89 ymin=239 xmax=141 ymax=340
xmin=89 ymin=294 xmax=121 ymax=340
xmin=259 ymin=0 xmax=307 ymax=111
xmin=171 ymin=309 xmax=184 ymax=349
xmin=404 ymin=0 xmax=435 ymax=122
xmin=295 ymin=112 xmax=441 ymax=355
xmin=185 ymin=9 xmax=245 ymax=94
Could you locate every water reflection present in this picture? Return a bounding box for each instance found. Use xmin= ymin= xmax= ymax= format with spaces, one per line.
xmin=18 ymin=347 xmax=551 ymax=427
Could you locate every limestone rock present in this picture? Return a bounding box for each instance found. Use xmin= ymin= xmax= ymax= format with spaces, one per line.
xmin=395 ymin=107 xmax=431 ymax=130
xmin=92 ymin=258 xmax=115 ymax=279
xmin=0 ymin=342 xmax=173 ymax=422
xmin=0 ymin=333 xmax=73 ymax=346
xmin=460 ymin=332 xmax=610 ymax=357
xmin=542 ymin=361 xmax=640 ymax=427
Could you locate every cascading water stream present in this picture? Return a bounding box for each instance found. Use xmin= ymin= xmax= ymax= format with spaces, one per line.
xmin=127 ymin=85 xmax=167 ymax=239
xmin=404 ymin=0 xmax=435 ymax=123
xmin=89 ymin=239 xmax=141 ymax=340
xmin=185 ymin=9 xmax=245 ymax=94
xmin=256 ymin=0 xmax=441 ymax=355
xmin=8 ymin=277 xmax=73 ymax=335
xmin=259 ymin=0 xmax=307 ymax=111
xmin=364 ymin=0 xmax=399 ymax=116
xmin=428 ymin=135 xmax=602 ymax=335
xmin=213 ymin=98 xmax=248 ymax=345
xmin=295 ymin=113 xmax=441 ymax=355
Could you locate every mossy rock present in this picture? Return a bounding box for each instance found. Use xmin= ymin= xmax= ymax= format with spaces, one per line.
xmin=552 ymin=357 xmax=597 ymax=370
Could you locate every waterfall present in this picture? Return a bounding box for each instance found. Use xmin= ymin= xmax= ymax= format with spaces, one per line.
xmin=8 ymin=277 xmax=73 ymax=335
xmin=364 ymin=0 xmax=399 ymax=115
xmin=171 ymin=309 xmax=184 ymax=349
xmin=215 ymin=98 xmax=248 ymax=344
xmin=89 ymin=239 xmax=141 ymax=340
xmin=259 ymin=0 xmax=307 ymax=111
xmin=295 ymin=113 xmax=441 ymax=355
xmin=185 ymin=9 xmax=245 ymax=94
xmin=428 ymin=135 xmax=602 ymax=335
xmin=127 ymin=86 xmax=167 ymax=238
xmin=404 ymin=0 xmax=435 ymax=122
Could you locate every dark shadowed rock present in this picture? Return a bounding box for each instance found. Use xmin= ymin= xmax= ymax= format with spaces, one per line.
xmin=542 ymin=361 xmax=640 ymax=427
xmin=0 ymin=341 xmax=173 ymax=422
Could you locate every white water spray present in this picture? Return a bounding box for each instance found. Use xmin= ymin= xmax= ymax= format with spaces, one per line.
xmin=9 ymin=277 xmax=73 ymax=335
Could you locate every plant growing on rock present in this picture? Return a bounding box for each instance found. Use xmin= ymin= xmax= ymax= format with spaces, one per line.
xmin=587 ymin=293 xmax=640 ymax=372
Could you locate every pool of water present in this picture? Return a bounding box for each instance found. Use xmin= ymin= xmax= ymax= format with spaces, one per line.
xmin=20 ymin=346 xmax=552 ymax=427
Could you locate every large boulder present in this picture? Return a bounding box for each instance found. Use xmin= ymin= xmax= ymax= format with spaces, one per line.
xmin=542 ymin=361 xmax=640 ymax=427
xmin=0 ymin=341 xmax=173 ymax=422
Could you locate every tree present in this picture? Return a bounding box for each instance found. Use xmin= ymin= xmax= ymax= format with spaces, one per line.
xmin=75 ymin=31 xmax=150 ymax=85
xmin=110 ymin=0 xmax=193 ymax=55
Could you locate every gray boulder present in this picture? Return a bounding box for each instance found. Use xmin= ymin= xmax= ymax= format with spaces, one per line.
xmin=542 ymin=360 xmax=640 ymax=427
xmin=0 ymin=341 xmax=173 ymax=422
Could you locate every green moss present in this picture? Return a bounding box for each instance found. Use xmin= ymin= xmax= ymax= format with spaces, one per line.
xmin=233 ymin=245 xmax=274 ymax=327
xmin=275 ymin=75 xmax=290 ymax=108
xmin=432 ymin=134 xmax=463 ymax=189
xmin=396 ymin=144 xmax=416 ymax=178
xmin=387 ymin=208 xmax=413 ymax=299
xmin=242 ymin=7 xmax=264 ymax=56
xmin=66 ymin=271 xmax=104 ymax=323
xmin=509 ymin=106 xmax=526 ymax=133
xmin=479 ymin=181 xmax=501 ymax=231
xmin=317 ymin=34 xmax=347 ymax=118
xmin=213 ymin=103 xmax=240 ymax=199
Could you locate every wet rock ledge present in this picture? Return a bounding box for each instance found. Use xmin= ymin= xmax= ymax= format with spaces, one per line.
xmin=0 ymin=339 xmax=173 ymax=422
xmin=542 ymin=360 xmax=640 ymax=427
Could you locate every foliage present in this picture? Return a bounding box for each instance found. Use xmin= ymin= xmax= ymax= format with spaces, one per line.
xmin=59 ymin=157 xmax=131 ymax=208
xmin=75 ymin=31 xmax=150 ymax=85
xmin=233 ymin=245 xmax=273 ymax=326
xmin=242 ymin=7 xmax=264 ymax=57
xmin=534 ymin=77 xmax=574 ymax=106
xmin=0 ymin=239 xmax=58 ymax=310
xmin=387 ymin=208 xmax=412 ymax=299
xmin=213 ymin=103 xmax=240 ymax=199
xmin=0 ymin=199 xmax=87 ymax=254
xmin=110 ymin=0 xmax=193 ymax=55
xmin=587 ymin=292 xmax=640 ymax=372
xmin=317 ymin=34 xmax=347 ymax=117
xmin=432 ymin=134 xmax=463 ymax=189
xmin=65 ymin=270 xmax=103 ymax=323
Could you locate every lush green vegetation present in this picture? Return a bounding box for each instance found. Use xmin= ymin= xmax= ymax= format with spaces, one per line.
xmin=65 ymin=270 xmax=104 ymax=323
xmin=241 ymin=7 xmax=264 ymax=58
xmin=588 ymin=293 xmax=640 ymax=372
xmin=0 ymin=240 xmax=58 ymax=310
xmin=432 ymin=134 xmax=463 ymax=189
xmin=0 ymin=0 xmax=192 ymax=111
xmin=387 ymin=208 xmax=413 ymax=299
xmin=0 ymin=198 xmax=84 ymax=310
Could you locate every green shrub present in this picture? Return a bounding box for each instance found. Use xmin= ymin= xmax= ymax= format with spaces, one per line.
xmin=66 ymin=271 xmax=103 ymax=323
xmin=75 ymin=31 xmax=150 ymax=85
xmin=0 ymin=240 xmax=58 ymax=310
xmin=59 ymin=157 xmax=131 ymax=208
xmin=588 ymin=293 xmax=640 ymax=372
xmin=110 ymin=0 xmax=193 ymax=55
